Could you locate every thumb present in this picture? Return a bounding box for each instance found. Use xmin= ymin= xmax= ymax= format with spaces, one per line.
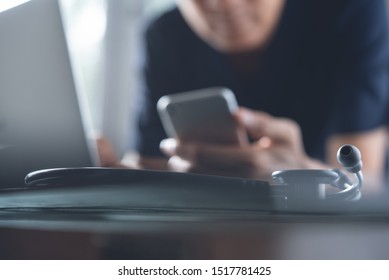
xmin=236 ymin=107 xmax=270 ymax=140
xmin=237 ymin=108 xmax=302 ymax=146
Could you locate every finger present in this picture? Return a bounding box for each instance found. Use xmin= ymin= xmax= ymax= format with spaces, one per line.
xmin=160 ymin=134 xmax=269 ymax=171
xmin=160 ymin=138 xmax=263 ymax=177
xmin=160 ymin=138 xmax=252 ymax=167
xmin=95 ymin=136 xmax=119 ymax=167
xmin=160 ymin=138 xmax=178 ymax=156
xmin=238 ymin=107 xmax=301 ymax=145
xmin=173 ymin=141 xmax=263 ymax=174
xmin=167 ymin=155 xmax=192 ymax=173
xmin=235 ymin=108 xmax=270 ymax=139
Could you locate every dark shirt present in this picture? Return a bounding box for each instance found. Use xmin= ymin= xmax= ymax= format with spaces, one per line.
xmin=134 ymin=0 xmax=389 ymax=161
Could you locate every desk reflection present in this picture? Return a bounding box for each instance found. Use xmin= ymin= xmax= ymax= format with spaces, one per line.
xmin=0 ymin=212 xmax=389 ymax=259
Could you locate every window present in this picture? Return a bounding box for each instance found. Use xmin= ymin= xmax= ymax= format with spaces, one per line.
xmin=60 ymin=0 xmax=175 ymax=156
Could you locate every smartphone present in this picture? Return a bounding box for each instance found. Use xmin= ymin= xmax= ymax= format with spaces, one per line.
xmin=157 ymin=87 xmax=247 ymax=145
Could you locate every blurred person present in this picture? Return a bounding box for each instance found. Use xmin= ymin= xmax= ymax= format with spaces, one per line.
xmin=103 ymin=0 xmax=389 ymax=192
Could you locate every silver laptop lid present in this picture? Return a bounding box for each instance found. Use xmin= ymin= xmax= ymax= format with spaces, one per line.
xmin=0 ymin=0 xmax=98 ymax=188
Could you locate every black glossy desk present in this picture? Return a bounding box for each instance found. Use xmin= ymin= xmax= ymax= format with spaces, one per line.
xmin=0 ymin=170 xmax=388 ymax=260
xmin=0 ymin=208 xmax=389 ymax=259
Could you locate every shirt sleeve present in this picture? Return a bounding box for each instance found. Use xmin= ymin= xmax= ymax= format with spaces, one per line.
xmin=327 ymin=0 xmax=389 ymax=134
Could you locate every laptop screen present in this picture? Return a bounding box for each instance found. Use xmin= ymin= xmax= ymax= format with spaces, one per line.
xmin=0 ymin=0 xmax=98 ymax=188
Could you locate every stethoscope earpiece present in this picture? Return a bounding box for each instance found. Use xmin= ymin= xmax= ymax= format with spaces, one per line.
xmin=337 ymin=144 xmax=362 ymax=173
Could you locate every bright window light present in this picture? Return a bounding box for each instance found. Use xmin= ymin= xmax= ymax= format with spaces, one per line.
xmin=0 ymin=0 xmax=31 ymax=13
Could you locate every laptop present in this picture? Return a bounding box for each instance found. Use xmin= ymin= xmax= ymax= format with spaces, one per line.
xmin=0 ymin=0 xmax=99 ymax=188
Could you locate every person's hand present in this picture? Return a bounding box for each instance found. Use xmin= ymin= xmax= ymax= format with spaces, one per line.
xmin=94 ymin=134 xmax=170 ymax=170
xmin=160 ymin=107 xmax=324 ymax=180
xmin=94 ymin=135 xmax=121 ymax=167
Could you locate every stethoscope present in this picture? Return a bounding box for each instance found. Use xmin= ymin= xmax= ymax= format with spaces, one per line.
xmin=23 ymin=144 xmax=364 ymax=212
xmin=272 ymin=144 xmax=363 ymax=203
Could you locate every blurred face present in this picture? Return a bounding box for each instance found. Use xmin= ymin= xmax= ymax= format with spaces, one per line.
xmin=178 ymin=0 xmax=285 ymax=53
